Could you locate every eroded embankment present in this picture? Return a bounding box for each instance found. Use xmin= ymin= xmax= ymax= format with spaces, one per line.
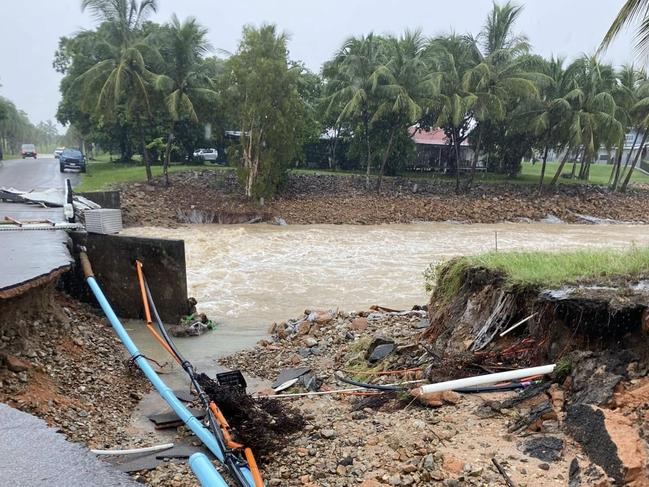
xmin=424 ymin=256 xmax=649 ymax=485
xmin=119 ymin=170 xmax=649 ymax=227
xmin=0 ymin=284 xmax=149 ymax=448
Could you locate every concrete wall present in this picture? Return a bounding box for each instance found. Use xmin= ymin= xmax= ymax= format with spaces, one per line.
xmin=77 ymin=191 xmax=121 ymax=209
xmin=67 ymin=232 xmax=189 ymax=322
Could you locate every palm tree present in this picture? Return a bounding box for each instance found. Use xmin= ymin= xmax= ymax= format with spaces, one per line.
xmin=528 ymin=57 xmax=572 ymax=192
xmin=156 ymin=15 xmax=216 ymax=185
xmin=465 ymin=4 xmax=542 ymax=188
xmin=549 ymin=56 xmax=622 ymax=184
xmin=77 ymin=0 xmax=159 ymax=180
xmin=619 ymin=81 xmax=649 ymax=191
xmin=426 ymin=34 xmax=481 ymax=193
xmin=609 ymin=65 xmax=646 ymax=189
xmin=600 ymin=0 xmax=649 ymax=55
xmin=326 ymin=34 xmax=383 ymax=189
xmin=370 ymin=30 xmax=431 ymax=192
xmin=481 ymin=1 xmax=530 ymax=58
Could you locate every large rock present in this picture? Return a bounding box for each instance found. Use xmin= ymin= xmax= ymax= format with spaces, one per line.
xmin=365 ymin=336 xmax=395 ymax=363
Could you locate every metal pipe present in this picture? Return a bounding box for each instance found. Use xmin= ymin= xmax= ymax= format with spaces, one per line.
xmin=189 ymin=453 xmax=230 ymax=487
xmin=0 ymin=223 xmax=82 ymax=231
xmin=414 ymin=364 xmax=556 ymax=395
xmin=84 ymin=273 xmax=228 ymax=470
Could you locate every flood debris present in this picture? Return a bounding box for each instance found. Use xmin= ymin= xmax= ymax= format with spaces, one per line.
xmin=170 ymin=312 xmax=215 ymax=337
xmin=196 ymin=373 xmax=305 ymax=462
xmin=215 ymin=249 xmax=649 ymax=486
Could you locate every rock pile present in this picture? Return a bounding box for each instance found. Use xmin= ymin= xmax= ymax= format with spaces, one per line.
xmin=119 ymin=170 xmax=649 ymax=227
xmin=219 ymin=307 xmax=599 ymax=486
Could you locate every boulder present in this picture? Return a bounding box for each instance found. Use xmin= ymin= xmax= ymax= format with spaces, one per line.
xmin=365 ymin=336 xmax=395 ymax=363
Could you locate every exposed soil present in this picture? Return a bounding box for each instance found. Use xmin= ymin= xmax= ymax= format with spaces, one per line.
xmin=0 ymin=285 xmax=149 ymax=448
xmin=119 ymin=170 xmax=649 ymax=227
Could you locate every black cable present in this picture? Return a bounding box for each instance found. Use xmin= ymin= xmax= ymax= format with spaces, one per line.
xmin=454 ymin=381 xmax=541 ymax=394
xmin=336 ymin=373 xmax=406 ymax=391
xmin=144 ymin=275 xmax=254 ymax=487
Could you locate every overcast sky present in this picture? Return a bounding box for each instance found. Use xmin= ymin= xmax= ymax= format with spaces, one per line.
xmin=0 ymin=0 xmax=641 ymax=130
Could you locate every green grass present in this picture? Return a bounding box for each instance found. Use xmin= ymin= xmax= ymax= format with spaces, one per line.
xmin=76 ymin=157 xmax=649 ymax=192
xmin=401 ymin=161 xmax=649 ymax=185
xmin=437 ymin=246 xmax=649 ymax=290
xmin=76 ymin=161 xmax=228 ymax=191
xmin=295 ymin=161 xmax=649 ymax=185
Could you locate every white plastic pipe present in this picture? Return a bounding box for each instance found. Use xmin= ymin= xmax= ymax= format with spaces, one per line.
xmin=90 ymin=443 xmax=174 ymax=456
xmin=414 ymin=364 xmax=555 ymax=395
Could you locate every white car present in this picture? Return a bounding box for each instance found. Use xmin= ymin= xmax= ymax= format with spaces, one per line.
xmin=193 ymin=148 xmax=219 ymax=163
xmin=54 ymin=147 xmax=65 ymax=159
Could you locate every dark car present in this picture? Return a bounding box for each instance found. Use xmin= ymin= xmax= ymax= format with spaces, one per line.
xmin=21 ymin=144 xmax=37 ymax=159
xmin=59 ymin=148 xmax=86 ymax=173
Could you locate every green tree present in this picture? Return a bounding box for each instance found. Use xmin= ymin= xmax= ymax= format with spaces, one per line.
xmin=609 ymin=65 xmax=646 ymax=190
xmin=155 ymin=14 xmax=216 ymax=185
xmin=325 ymin=33 xmax=384 ymax=188
xmin=225 ymin=24 xmax=305 ymax=200
xmin=75 ymin=0 xmax=160 ymax=180
xmin=371 ymin=30 xmax=430 ymax=192
xmin=549 ymin=56 xmax=622 ymax=184
xmin=425 ymin=34 xmax=481 ymax=192
xmin=601 ymin=0 xmax=649 ymax=55
xmin=619 ymin=80 xmax=649 ymax=191
xmin=527 ymin=57 xmax=573 ymax=192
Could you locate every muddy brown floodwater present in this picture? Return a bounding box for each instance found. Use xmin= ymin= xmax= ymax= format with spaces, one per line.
xmin=122 ymin=223 xmax=649 ymax=365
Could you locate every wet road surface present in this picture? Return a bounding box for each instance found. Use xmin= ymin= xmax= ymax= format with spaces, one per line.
xmin=0 ymin=155 xmax=80 ymax=191
xmin=0 ymin=155 xmax=76 ymax=294
xmin=0 ymin=403 xmax=138 ymax=487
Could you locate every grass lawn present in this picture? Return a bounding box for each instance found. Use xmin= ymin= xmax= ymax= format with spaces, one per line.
xmin=77 ymin=156 xmax=649 ymax=192
xmin=76 ymin=161 xmax=228 ymax=191
xmin=432 ymin=247 xmax=649 ymax=294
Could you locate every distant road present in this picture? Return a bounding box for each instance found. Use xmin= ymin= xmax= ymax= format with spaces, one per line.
xmin=0 ymin=155 xmax=80 ymax=191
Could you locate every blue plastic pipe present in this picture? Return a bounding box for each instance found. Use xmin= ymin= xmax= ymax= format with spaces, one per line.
xmin=190 ymin=453 xmax=230 ymax=487
xmin=84 ymin=275 xmax=229 ymax=486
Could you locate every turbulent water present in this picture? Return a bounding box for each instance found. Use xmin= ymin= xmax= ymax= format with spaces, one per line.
xmin=122 ymin=223 xmax=649 ymax=362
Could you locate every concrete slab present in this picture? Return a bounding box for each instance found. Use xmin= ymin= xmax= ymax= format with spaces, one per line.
xmin=0 ymin=403 xmax=139 ymax=486
xmin=0 ymin=203 xmax=73 ymax=297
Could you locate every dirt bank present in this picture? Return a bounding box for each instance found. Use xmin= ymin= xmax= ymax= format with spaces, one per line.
xmin=119 ymin=170 xmax=649 ymax=227
xmin=0 ymin=285 xmax=149 ymax=448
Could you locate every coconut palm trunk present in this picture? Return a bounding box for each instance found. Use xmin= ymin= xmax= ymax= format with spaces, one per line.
xmin=163 ymin=131 xmax=173 ymax=187
xmin=620 ymin=127 xmax=649 ymax=192
xmin=363 ymin=111 xmax=372 ymax=190
xmin=138 ymin=121 xmax=152 ymax=182
xmin=453 ymin=130 xmax=461 ymax=194
xmin=376 ymin=129 xmax=395 ymax=193
xmin=608 ymin=144 xmax=623 ymax=189
xmin=466 ymin=127 xmax=483 ymax=191
xmin=550 ymin=148 xmax=571 ymax=186
xmin=538 ymin=145 xmax=549 ymax=193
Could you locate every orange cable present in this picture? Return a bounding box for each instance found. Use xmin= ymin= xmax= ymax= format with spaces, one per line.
xmin=135 ymin=260 xmax=180 ymax=363
xmin=244 ymin=448 xmax=265 ymax=487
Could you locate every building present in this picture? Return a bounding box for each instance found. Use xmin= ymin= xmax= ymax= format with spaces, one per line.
xmin=408 ymin=127 xmax=477 ymax=172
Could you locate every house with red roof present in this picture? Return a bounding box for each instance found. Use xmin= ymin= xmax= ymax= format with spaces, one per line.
xmin=408 ymin=126 xmax=480 ymax=172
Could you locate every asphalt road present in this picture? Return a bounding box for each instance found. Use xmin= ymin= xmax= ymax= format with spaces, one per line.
xmin=0 ymin=155 xmax=80 ymax=191
xmin=0 ymin=403 xmax=139 ymax=487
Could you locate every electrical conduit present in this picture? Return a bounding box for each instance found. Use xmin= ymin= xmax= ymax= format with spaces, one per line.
xmin=413 ymin=364 xmax=556 ymax=395
xmin=79 ymin=253 xmax=228 ymax=487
